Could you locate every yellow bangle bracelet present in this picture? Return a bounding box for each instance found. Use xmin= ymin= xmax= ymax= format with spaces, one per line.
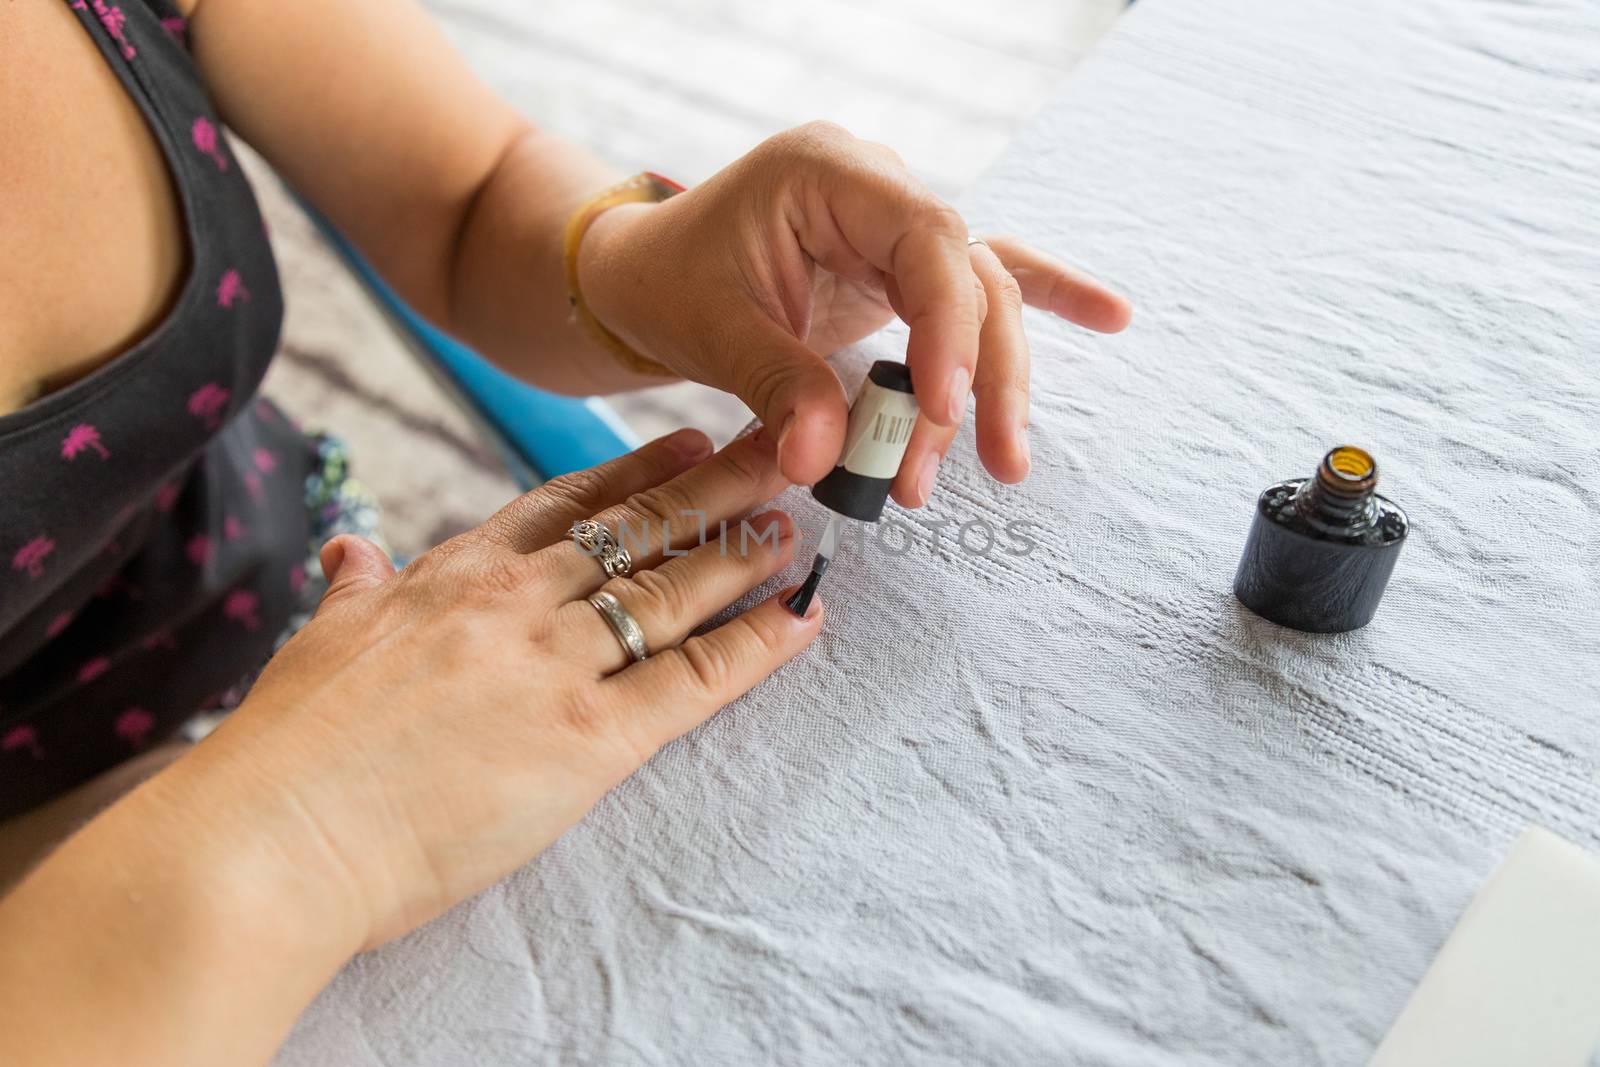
xmin=563 ymin=171 xmax=685 ymax=377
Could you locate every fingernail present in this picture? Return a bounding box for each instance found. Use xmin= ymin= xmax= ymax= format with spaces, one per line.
xmin=664 ymin=428 xmax=712 ymax=461
xmin=946 ymin=367 xmax=970 ymax=423
xmin=750 ymin=510 xmax=792 ymax=545
xmin=915 ymin=452 xmax=939 ymax=505
xmin=781 ymin=585 xmax=824 ymax=620
xmin=319 ymin=537 xmax=346 ymax=580
xmin=1015 ymin=427 xmax=1032 ymax=475
xmin=776 ymin=414 xmax=796 ymax=454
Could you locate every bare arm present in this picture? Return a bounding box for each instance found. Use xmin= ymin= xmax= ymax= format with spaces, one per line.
xmin=185 ymin=0 xmax=647 ymax=395
xmin=183 ymin=0 xmax=1128 ymax=487
xmin=0 ymin=743 xmax=364 ymax=1066
xmin=0 ymin=741 xmax=189 ymax=894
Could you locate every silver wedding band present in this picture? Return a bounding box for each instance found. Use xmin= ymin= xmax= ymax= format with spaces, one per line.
xmin=571 ymin=519 xmax=632 ymax=579
xmin=587 ymin=590 xmax=649 ymax=663
xmin=967 ymin=236 xmax=989 ymax=249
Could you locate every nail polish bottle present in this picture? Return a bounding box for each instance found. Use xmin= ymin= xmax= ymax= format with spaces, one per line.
xmin=811 ymin=360 xmax=918 ymax=522
xmin=786 ymin=360 xmax=917 ymax=616
xmin=1233 ymin=446 xmax=1410 ymax=633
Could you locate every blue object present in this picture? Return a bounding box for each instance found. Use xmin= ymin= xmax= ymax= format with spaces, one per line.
xmin=306 ymin=212 xmax=639 ymax=488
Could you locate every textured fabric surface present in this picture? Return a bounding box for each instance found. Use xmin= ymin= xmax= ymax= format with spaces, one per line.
xmin=275 ymin=0 xmax=1600 ymax=1062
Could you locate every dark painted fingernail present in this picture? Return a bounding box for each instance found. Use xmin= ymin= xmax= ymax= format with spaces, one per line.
xmin=782 ymin=581 xmax=824 ymax=619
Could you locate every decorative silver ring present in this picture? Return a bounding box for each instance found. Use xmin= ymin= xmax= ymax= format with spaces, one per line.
xmin=967 ymin=236 xmax=989 ymax=249
xmin=587 ymin=590 xmax=649 ymax=663
xmin=570 ymin=519 xmax=632 ymax=579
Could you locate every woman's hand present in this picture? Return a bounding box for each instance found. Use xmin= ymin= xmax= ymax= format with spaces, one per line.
xmin=182 ymin=427 xmax=815 ymax=948
xmin=577 ymin=121 xmax=1133 ymax=505
xmin=0 ymin=428 xmax=817 ymax=1065
xmin=200 ymin=2 xmax=1128 ymax=505
xmin=190 ymin=0 xmax=1129 ymax=503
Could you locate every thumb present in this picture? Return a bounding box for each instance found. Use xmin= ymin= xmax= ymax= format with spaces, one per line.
xmin=732 ymin=317 xmax=849 ymax=485
xmin=315 ymin=535 xmax=395 ymax=614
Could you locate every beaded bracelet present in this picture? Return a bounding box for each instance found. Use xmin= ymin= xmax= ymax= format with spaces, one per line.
xmin=562 ymin=171 xmax=685 ymax=377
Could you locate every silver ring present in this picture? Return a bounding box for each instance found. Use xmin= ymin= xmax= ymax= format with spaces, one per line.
xmin=570 ymin=519 xmax=632 ymax=579
xmin=587 ymin=590 xmax=648 ymax=662
xmin=967 ymin=236 xmax=989 ymax=249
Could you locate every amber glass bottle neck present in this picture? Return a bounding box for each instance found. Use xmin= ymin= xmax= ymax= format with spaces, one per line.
xmin=1294 ymin=446 xmax=1379 ymax=533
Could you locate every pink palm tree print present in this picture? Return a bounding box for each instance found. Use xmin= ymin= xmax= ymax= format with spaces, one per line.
xmin=243 ymin=471 xmax=264 ymax=504
xmin=141 ymin=628 xmax=179 ymax=652
xmin=288 ymin=562 xmax=307 ymax=595
xmin=11 ymin=536 xmax=55 ymax=579
xmin=60 ymin=423 xmax=111 ymax=462
xmin=116 ymin=708 xmax=156 ymax=750
xmin=216 ymin=269 xmax=249 ymax=309
xmin=187 ymin=382 xmax=231 ymax=429
xmin=155 ymin=481 xmax=180 ymax=512
xmin=192 ymin=117 xmax=229 ymax=171
xmin=2 ymin=726 xmax=44 ymax=761
xmin=160 ymin=15 xmax=187 ymax=45
xmin=74 ymin=0 xmax=137 ymax=60
xmin=223 ymin=589 xmax=261 ymax=630
xmin=252 ymin=448 xmax=277 ymax=474
xmin=186 ymin=534 xmax=214 ymax=566
xmin=45 ymin=611 xmax=74 ymax=638
xmin=78 ymin=657 xmax=112 ymax=684
xmin=223 ymin=515 xmax=246 ymax=542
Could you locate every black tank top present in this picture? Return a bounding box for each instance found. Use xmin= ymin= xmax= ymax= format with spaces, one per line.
xmin=0 ymin=0 xmax=316 ymax=818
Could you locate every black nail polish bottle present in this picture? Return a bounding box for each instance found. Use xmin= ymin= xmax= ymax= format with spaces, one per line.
xmin=1233 ymin=446 xmax=1409 ymax=633
xmin=786 ymin=360 xmax=917 ymax=617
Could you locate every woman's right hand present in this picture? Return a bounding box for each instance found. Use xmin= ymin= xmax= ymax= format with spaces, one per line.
xmin=182 ymin=425 xmax=818 ymax=950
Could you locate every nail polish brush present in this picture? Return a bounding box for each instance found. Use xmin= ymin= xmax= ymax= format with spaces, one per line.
xmin=786 ymin=360 xmax=918 ymax=615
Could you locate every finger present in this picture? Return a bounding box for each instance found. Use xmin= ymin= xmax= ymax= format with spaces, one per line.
xmin=983 ymin=235 xmax=1133 ymax=333
xmin=602 ymin=587 xmax=824 ymax=751
xmin=561 ymin=511 xmax=796 ymax=674
xmin=539 ymin=430 xmax=788 ymax=598
xmin=807 ymin=161 xmax=980 ymax=429
xmin=889 ymin=240 xmax=1031 ymax=505
xmin=890 ymin=415 xmax=956 ymax=509
xmin=474 ymin=428 xmax=713 ymax=553
xmin=729 ymin=315 xmax=850 ymax=487
xmin=315 ymin=535 xmax=396 ymax=615
xmin=967 ymin=245 xmax=1032 ymax=484
xmin=885 ymin=220 xmax=982 ymax=430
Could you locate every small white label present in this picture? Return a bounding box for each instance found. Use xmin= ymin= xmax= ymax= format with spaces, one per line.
xmin=837 ymin=377 xmax=919 ymax=480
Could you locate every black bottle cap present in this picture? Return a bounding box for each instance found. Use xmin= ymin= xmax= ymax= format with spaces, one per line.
xmin=867 ymin=360 xmax=914 ymax=393
xmin=1233 ymin=447 xmax=1410 ymax=633
xmin=811 ymin=470 xmax=894 ymax=522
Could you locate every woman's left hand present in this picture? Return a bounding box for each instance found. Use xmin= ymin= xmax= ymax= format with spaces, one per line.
xmin=577 ymin=120 xmax=1132 ymax=506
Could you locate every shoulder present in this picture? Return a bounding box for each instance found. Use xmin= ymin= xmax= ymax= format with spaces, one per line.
xmin=0 ymin=0 xmax=189 ymax=414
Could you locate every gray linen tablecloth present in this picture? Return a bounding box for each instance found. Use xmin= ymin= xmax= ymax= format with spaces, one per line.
xmin=276 ymin=0 xmax=1600 ymax=1062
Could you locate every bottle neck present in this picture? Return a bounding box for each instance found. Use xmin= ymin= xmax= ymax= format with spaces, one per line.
xmin=1294 ymin=446 xmax=1379 ymax=534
